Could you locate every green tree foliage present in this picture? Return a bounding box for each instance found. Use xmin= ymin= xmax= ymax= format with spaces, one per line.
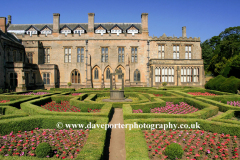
xmin=201 ymin=26 xmax=240 ymax=77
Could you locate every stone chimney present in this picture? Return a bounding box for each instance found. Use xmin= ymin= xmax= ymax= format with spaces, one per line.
xmin=141 ymin=13 xmax=148 ymax=32
xmin=7 ymin=15 xmax=11 ymax=25
xmin=88 ymin=13 xmax=95 ymax=33
xmin=182 ymin=26 xmax=186 ymax=38
xmin=53 ymin=13 xmax=60 ymax=33
xmin=0 ymin=17 xmax=6 ymax=33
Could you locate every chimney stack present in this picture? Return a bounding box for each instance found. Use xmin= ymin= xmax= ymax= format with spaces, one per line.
xmin=182 ymin=26 xmax=186 ymax=38
xmin=53 ymin=13 xmax=60 ymax=33
xmin=8 ymin=15 xmax=11 ymax=25
xmin=88 ymin=13 xmax=95 ymax=33
xmin=141 ymin=13 xmax=148 ymax=33
xmin=0 ymin=17 xmax=6 ymax=33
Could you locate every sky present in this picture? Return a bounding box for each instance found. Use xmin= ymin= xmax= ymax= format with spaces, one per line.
xmin=1 ymin=0 xmax=239 ymax=42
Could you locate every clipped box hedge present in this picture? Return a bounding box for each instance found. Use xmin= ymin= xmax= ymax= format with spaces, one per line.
xmin=0 ymin=95 xmax=40 ymax=108
xmin=196 ymin=95 xmax=240 ymax=112
xmin=173 ymin=89 xmax=233 ymax=98
xmin=124 ymin=118 xmax=240 ymax=159
xmin=123 ymin=97 xmax=218 ymax=119
xmin=20 ymin=95 xmax=113 ymax=118
xmin=0 ymin=116 xmax=108 ymax=160
xmin=211 ymin=110 xmax=240 ymax=125
xmin=0 ymin=105 xmax=28 ymax=119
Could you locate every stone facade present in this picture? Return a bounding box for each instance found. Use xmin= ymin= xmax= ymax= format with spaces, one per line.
xmin=0 ymin=13 xmax=204 ymax=91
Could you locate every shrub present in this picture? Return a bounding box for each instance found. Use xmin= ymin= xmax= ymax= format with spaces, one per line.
xmin=0 ymin=89 xmax=3 ymax=94
xmin=35 ymin=142 xmax=53 ymax=158
xmin=55 ymin=99 xmax=61 ymax=104
xmin=33 ymin=90 xmax=38 ymax=93
xmin=67 ymin=82 xmax=72 ymax=87
xmin=164 ymin=143 xmax=183 ymax=160
xmin=162 ymin=82 xmax=167 ymax=87
xmin=221 ymin=99 xmax=227 ymax=104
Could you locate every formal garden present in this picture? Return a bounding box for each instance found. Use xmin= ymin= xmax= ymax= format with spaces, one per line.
xmin=0 ymin=86 xmax=240 ymax=160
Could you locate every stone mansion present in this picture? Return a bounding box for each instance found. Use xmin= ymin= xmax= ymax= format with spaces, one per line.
xmin=0 ymin=13 xmax=205 ymax=91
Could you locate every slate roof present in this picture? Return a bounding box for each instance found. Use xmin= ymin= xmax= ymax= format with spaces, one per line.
xmin=7 ymin=23 xmax=142 ymax=33
xmin=0 ymin=30 xmax=22 ymax=45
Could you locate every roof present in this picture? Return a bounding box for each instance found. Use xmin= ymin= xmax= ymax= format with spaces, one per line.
xmin=7 ymin=23 xmax=142 ymax=33
xmin=0 ymin=30 xmax=22 ymax=45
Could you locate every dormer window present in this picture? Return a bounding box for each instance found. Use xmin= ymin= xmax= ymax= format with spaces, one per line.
xmin=126 ymin=25 xmax=139 ymax=35
xmin=110 ymin=25 xmax=123 ymax=36
xmin=74 ymin=30 xmax=84 ymax=35
xmin=40 ymin=26 xmax=52 ymax=36
xmin=26 ymin=31 xmax=37 ymax=36
xmin=73 ymin=25 xmax=86 ymax=35
xmin=95 ymin=25 xmax=107 ymax=35
xmin=60 ymin=25 xmax=72 ymax=36
xmin=41 ymin=30 xmax=52 ymax=35
xmin=25 ymin=26 xmax=39 ymax=37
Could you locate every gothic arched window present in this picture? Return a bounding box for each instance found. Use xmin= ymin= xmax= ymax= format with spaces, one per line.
xmin=134 ymin=69 xmax=140 ymax=81
xmin=118 ymin=68 xmax=122 ymax=79
xmin=71 ymin=69 xmax=80 ymax=83
xmin=94 ymin=68 xmax=99 ymax=79
xmin=106 ymin=68 xmax=110 ymax=79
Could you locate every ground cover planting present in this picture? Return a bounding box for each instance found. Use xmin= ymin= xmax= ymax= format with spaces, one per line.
xmin=144 ymin=129 xmax=240 ymax=160
xmin=71 ymin=93 xmax=82 ymax=96
xmin=224 ymin=101 xmax=240 ymax=107
xmin=133 ymin=102 xmax=199 ymax=114
xmin=188 ymin=92 xmax=217 ymax=96
xmin=20 ymin=92 xmax=50 ymax=95
xmin=0 ymin=100 xmax=10 ymax=103
xmin=0 ymin=128 xmax=89 ymax=159
xmin=41 ymin=101 xmax=81 ymax=112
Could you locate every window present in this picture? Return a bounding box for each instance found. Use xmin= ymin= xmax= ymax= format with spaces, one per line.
xmin=94 ymin=68 xmax=99 ymax=79
xmin=19 ymin=51 xmax=23 ymax=62
xmin=13 ymin=50 xmax=17 ymax=62
xmin=173 ymin=45 xmax=179 ymax=59
xmin=118 ymin=47 xmax=124 ymax=63
xmin=27 ymin=53 xmax=33 ymax=63
xmin=106 ymin=68 xmax=111 ymax=79
xmin=134 ymin=69 xmax=140 ymax=81
xmin=193 ymin=68 xmax=199 ymax=82
xmin=155 ymin=67 xmax=174 ymax=82
xmin=71 ymin=69 xmax=80 ymax=83
xmin=77 ymin=47 xmax=84 ymax=63
xmin=185 ymin=45 xmax=192 ymax=59
xmin=181 ymin=67 xmax=199 ymax=82
xmin=131 ymin=47 xmax=138 ymax=63
xmin=44 ymin=48 xmax=50 ymax=63
xmin=64 ymin=48 xmax=71 ymax=63
xmin=117 ymin=68 xmax=122 ymax=79
xmin=43 ymin=73 xmax=50 ymax=84
xmin=101 ymin=47 xmax=108 ymax=62
xmin=26 ymin=31 xmax=37 ymax=36
xmin=10 ymin=73 xmax=18 ymax=87
xmin=155 ymin=67 xmax=161 ymax=82
xmin=158 ymin=45 xmax=165 ymax=59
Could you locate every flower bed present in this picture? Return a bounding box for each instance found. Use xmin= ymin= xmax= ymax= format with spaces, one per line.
xmin=0 ymin=100 xmax=10 ymax=103
xmin=188 ymin=92 xmax=217 ymax=96
xmin=153 ymin=94 xmax=163 ymax=97
xmin=0 ymin=128 xmax=89 ymax=159
xmin=133 ymin=102 xmax=199 ymax=114
xmin=21 ymin=92 xmax=50 ymax=95
xmin=226 ymin=101 xmax=240 ymax=107
xmin=144 ymin=129 xmax=240 ymax=160
xmin=41 ymin=101 xmax=81 ymax=112
xmin=71 ymin=93 xmax=82 ymax=96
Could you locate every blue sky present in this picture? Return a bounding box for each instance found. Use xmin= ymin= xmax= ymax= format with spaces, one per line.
xmin=1 ymin=0 xmax=239 ymax=42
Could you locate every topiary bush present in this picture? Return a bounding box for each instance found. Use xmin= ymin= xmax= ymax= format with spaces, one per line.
xmin=164 ymin=143 xmax=183 ymax=160
xmin=35 ymin=142 xmax=53 ymax=158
